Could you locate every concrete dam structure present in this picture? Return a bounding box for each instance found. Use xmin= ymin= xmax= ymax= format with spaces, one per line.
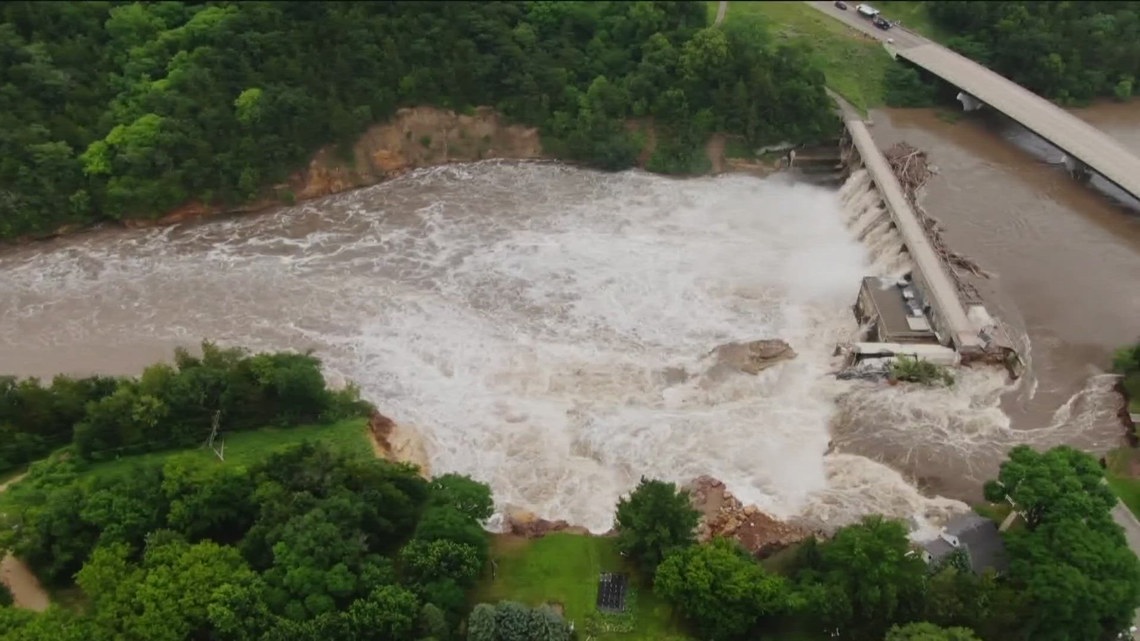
xmin=837 ymin=118 xmax=1021 ymax=372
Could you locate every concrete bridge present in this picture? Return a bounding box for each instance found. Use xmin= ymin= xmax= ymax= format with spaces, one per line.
xmin=807 ymin=1 xmax=1140 ymax=201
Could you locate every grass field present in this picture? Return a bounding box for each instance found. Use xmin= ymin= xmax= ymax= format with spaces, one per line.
xmin=475 ymin=534 xmax=690 ymax=641
xmin=0 ymin=418 xmax=373 ymax=510
xmin=875 ymin=2 xmax=950 ymax=41
xmin=86 ymin=417 xmax=373 ymax=479
xmin=719 ymin=1 xmax=895 ymax=112
xmin=1106 ymin=447 xmax=1140 ymax=519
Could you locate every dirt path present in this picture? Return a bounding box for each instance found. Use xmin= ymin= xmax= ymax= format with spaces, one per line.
xmin=0 ymin=473 xmax=51 ymax=612
xmin=715 ymin=0 xmax=728 ymax=26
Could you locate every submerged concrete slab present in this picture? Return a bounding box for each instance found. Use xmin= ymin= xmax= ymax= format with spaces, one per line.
xmin=845 ymin=120 xmax=982 ymax=352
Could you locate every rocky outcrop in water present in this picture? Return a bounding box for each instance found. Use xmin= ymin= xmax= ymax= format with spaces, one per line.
xmin=503 ymin=507 xmax=592 ymax=538
xmin=710 ymin=339 xmax=797 ymax=375
xmin=685 ymin=475 xmax=814 ymax=558
xmin=368 ymin=411 xmax=432 ymax=478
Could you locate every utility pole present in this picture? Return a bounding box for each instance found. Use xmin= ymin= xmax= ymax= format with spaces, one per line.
xmin=204 ymin=410 xmax=225 ymax=461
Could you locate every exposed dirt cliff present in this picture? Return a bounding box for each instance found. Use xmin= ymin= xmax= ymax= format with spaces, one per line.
xmin=686 ymin=475 xmax=816 ymax=558
xmin=368 ymin=410 xmax=432 ymax=479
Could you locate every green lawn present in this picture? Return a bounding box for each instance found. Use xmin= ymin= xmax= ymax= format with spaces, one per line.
xmin=723 ymin=1 xmax=895 ymax=112
xmin=475 ymin=534 xmax=690 ymax=641
xmin=85 ymin=417 xmax=373 ymax=479
xmin=0 ymin=418 xmax=373 ymax=510
xmin=1106 ymin=448 xmax=1140 ymax=519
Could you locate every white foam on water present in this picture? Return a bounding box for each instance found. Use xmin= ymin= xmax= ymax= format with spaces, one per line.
xmin=0 ymin=161 xmax=1101 ymax=536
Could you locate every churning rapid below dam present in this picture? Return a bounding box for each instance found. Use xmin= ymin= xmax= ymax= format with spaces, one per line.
xmin=0 ymin=160 xmax=1118 ymax=535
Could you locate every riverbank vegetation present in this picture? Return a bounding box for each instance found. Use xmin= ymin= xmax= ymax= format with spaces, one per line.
xmin=889 ymin=355 xmax=955 ymax=387
xmin=724 ymin=1 xmax=893 ymax=111
xmin=923 ymin=2 xmax=1140 ymax=104
xmin=0 ymin=1 xmax=842 ymax=241
xmin=0 ymin=440 xmax=496 ymax=640
xmin=1115 ymin=342 xmax=1140 ymax=417
xmin=4 ymin=382 xmax=1138 ymax=641
xmin=0 ymin=341 xmax=370 ymax=477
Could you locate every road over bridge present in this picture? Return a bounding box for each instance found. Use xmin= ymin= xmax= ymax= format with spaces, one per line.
xmin=807 ymin=1 xmax=1140 ymax=203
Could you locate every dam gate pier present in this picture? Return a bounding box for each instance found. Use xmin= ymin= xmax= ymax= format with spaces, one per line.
xmin=834 ymin=119 xmax=1023 ymax=378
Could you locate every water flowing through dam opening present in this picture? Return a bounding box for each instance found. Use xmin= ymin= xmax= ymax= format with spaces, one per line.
xmin=0 ymin=161 xmax=1117 ymax=535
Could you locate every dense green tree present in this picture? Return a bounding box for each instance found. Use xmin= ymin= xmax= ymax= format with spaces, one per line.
xmin=0 ymin=580 xmax=12 ymax=607
xmin=927 ymin=2 xmax=1140 ymax=103
xmin=614 ymin=476 xmax=700 ymax=575
xmin=466 ymin=603 xmax=497 ymax=641
xmin=655 ymin=538 xmax=791 ymax=640
xmin=399 ymin=539 xmax=483 ymax=588
xmin=76 ymin=537 xmax=260 ymax=641
xmin=429 ymin=474 xmax=494 ymax=522
xmin=982 ymin=445 xmax=1114 ymax=530
xmin=1004 ymin=516 xmax=1140 ymax=641
xmin=418 ymin=603 xmax=450 ymax=640
xmin=885 ymin=621 xmax=982 ymax=641
xmin=493 ymin=601 xmax=533 ymax=641
xmin=0 ymin=1 xmax=838 ymax=241
xmin=794 ymin=516 xmax=928 ymax=641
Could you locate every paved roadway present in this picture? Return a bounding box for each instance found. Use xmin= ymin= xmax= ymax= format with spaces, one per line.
xmin=1112 ymin=502 xmax=1140 ymax=640
xmin=805 ymin=1 xmax=1140 ymax=203
xmin=806 ymin=1 xmax=925 ymax=49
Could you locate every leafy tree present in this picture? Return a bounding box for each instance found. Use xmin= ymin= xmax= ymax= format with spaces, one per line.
xmin=429 ymin=474 xmax=494 ymax=522
xmin=794 ymin=516 xmax=928 ymax=641
xmin=928 ymin=2 xmax=1140 ymax=103
xmin=76 ymin=537 xmax=260 ymax=641
xmin=493 ymin=601 xmax=532 ymax=641
xmin=614 ymin=477 xmax=700 ymax=575
xmin=399 ymin=539 xmax=483 ymax=587
xmin=0 ymin=580 xmax=12 ymax=607
xmin=655 ymin=538 xmax=791 ymax=640
xmin=1004 ymin=517 xmax=1140 ymax=641
xmin=340 ymin=584 xmax=421 ymax=641
xmin=1 ymin=1 xmax=839 ymax=241
xmin=413 ymin=506 xmax=490 ymax=566
xmin=885 ymin=621 xmax=982 ymax=641
xmin=419 ymin=603 xmax=450 ymax=640
xmin=466 ymin=603 xmax=497 ymax=641
xmin=982 ymin=445 xmax=1114 ymax=530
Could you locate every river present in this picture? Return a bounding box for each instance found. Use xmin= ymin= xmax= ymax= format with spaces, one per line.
xmin=1 ymin=104 xmax=1138 ymax=536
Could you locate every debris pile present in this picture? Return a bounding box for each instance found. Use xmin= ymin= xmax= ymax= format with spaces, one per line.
xmin=685 ymin=476 xmax=816 ymax=558
xmin=884 ymin=142 xmax=988 ymax=302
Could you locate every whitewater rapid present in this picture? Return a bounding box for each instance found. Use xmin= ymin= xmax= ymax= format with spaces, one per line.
xmin=0 ymin=161 xmax=1067 ymax=535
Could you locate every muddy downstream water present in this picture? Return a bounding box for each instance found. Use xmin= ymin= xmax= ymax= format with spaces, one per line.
xmin=835 ymin=104 xmax=1140 ymax=499
xmin=1 ymin=104 xmax=1139 ymax=540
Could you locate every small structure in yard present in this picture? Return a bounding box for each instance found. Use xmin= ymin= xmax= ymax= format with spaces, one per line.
xmin=595 ymin=573 xmax=629 ymax=614
xmin=855 ymin=276 xmax=940 ymax=345
xmin=920 ymin=512 xmax=1009 ymax=575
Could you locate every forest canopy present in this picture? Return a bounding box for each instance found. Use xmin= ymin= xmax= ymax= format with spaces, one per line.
xmin=928 ymin=1 xmax=1140 ymax=103
xmin=0 ymin=1 xmax=840 ymax=240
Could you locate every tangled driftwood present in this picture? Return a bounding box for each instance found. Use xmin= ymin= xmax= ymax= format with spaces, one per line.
xmin=884 ymin=142 xmax=989 ymax=302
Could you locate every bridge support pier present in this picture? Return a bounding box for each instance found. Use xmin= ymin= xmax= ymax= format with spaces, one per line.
xmin=956 ymin=91 xmax=984 ymax=112
xmin=1065 ymin=157 xmax=1093 ymax=183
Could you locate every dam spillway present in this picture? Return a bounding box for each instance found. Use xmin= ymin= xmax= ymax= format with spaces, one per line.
xmin=839 ymin=119 xmax=1020 ymax=370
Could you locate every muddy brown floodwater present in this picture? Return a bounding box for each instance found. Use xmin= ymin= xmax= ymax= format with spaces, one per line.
xmin=0 ymin=102 xmax=1138 ymax=534
xmin=839 ymin=103 xmax=1140 ymax=497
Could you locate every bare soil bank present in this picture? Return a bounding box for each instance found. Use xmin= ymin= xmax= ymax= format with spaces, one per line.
xmin=8 ymin=107 xmax=778 ymax=245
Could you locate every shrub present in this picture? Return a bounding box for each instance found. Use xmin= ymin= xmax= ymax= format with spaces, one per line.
xmin=889 ymin=355 xmax=955 ymax=387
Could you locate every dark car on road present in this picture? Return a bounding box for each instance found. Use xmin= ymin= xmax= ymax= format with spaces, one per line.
xmin=873 ymin=16 xmax=892 ymax=29
xmin=835 ymin=1 xmax=848 ymax=9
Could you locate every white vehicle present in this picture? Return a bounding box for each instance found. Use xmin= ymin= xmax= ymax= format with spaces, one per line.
xmin=855 ymin=4 xmax=881 ymax=18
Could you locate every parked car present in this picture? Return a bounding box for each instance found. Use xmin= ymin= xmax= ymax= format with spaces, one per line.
xmin=873 ymin=16 xmax=892 ymax=30
xmin=835 ymin=1 xmax=848 ymax=9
